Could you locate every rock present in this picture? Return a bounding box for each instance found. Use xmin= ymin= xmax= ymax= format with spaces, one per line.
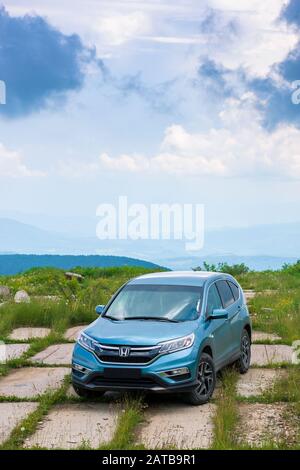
xmin=14 ymin=290 xmax=30 ymax=303
xmin=64 ymin=272 xmax=84 ymax=281
xmin=0 ymin=285 xmax=10 ymax=300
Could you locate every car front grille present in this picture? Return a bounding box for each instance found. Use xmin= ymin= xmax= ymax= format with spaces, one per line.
xmin=94 ymin=343 xmax=161 ymax=365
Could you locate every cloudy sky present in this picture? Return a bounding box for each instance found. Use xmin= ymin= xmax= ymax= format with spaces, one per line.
xmin=1 ymin=0 xmax=300 ymax=236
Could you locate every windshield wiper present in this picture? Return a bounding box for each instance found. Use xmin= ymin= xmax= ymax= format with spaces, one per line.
xmin=103 ymin=315 xmax=120 ymax=321
xmin=122 ymin=316 xmax=179 ymax=323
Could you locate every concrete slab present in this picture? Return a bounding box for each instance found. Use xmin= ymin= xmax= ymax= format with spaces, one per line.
xmin=238 ymin=403 xmax=299 ymax=447
xmin=139 ymin=403 xmax=216 ymax=449
xmin=31 ymin=344 xmax=73 ymax=365
xmin=251 ymin=345 xmax=293 ymax=365
xmin=0 ymin=402 xmax=38 ymax=444
xmin=236 ymin=368 xmax=287 ymax=397
xmin=252 ymin=331 xmax=282 ymax=342
xmin=24 ymin=403 xmax=118 ymax=449
xmin=244 ymin=290 xmax=256 ymax=302
xmin=64 ymin=325 xmax=87 ymax=341
xmin=0 ymin=367 xmax=70 ymax=398
xmin=2 ymin=343 xmax=30 ymax=361
xmin=9 ymin=328 xmax=51 ymax=341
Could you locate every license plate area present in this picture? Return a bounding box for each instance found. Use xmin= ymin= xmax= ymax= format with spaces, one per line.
xmin=103 ymin=368 xmax=141 ymax=379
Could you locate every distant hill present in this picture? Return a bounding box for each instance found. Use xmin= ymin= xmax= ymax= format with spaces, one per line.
xmin=158 ymin=254 xmax=299 ymax=271
xmin=0 ymin=254 xmax=163 ymax=276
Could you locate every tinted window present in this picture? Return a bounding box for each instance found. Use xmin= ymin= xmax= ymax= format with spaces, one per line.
xmin=216 ymin=280 xmax=235 ymax=308
xmin=228 ymin=281 xmax=239 ymax=301
xmin=206 ymin=284 xmax=223 ymax=316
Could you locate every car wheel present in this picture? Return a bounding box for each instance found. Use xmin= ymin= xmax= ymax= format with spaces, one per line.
xmin=235 ymin=329 xmax=251 ymax=374
xmin=184 ymin=353 xmax=216 ymax=406
xmin=72 ymin=384 xmax=105 ymax=399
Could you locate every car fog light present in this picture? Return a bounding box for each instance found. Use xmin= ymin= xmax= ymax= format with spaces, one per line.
xmin=72 ymin=363 xmax=92 ymax=374
xmin=160 ymin=367 xmax=189 ymax=377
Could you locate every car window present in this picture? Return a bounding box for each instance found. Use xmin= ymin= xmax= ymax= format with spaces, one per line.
xmin=216 ymin=280 xmax=235 ymax=308
xmin=206 ymin=284 xmax=223 ymax=316
xmin=228 ymin=281 xmax=239 ymax=301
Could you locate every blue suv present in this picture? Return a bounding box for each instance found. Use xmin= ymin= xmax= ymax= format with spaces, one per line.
xmin=72 ymin=271 xmax=251 ymax=405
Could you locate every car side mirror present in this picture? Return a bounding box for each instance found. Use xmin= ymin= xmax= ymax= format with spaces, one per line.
xmin=95 ymin=304 xmax=105 ymax=316
xmin=209 ymin=308 xmax=228 ymax=320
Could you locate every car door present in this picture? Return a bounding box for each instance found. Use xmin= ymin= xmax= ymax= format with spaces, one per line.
xmin=215 ymin=280 xmax=239 ymax=358
xmin=205 ymin=283 xmax=232 ymax=368
xmin=227 ymin=281 xmax=244 ymax=354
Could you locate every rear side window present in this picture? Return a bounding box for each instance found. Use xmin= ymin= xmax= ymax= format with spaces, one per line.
xmin=206 ymin=284 xmax=223 ymax=316
xmin=228 ymin=281 xmax=239 ymax=301
xmin=216 ymin=280 xmax=235 ymax=308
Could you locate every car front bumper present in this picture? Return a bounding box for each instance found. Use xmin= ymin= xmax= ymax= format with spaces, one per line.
xmin=71 ymin=342 xmax=199 ymax=393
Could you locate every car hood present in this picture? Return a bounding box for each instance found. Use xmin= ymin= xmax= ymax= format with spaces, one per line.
xmin=84 ymin=317 xmax=198 ymax=346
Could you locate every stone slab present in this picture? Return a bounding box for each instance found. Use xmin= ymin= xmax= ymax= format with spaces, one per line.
xmin=0 ymin=402 xmax=38 ymax=444
xmin=64 ymin=325 xmax=87 ymax=341
xmin=236 ymin=368 xmax=287 ymax=397
xmin=251 ymin=345 xmax=293 ymax=365
xmin=2 ymin=343 xmax=30 ymax=361
xmin=139 ymin=403 xmax=216 ymax=449
xmin=9 ymin=328 xmax=51 ymax=341
xmin=238 ymin=403 xmax=299 ymax=447
xmin=24 ymin=403 xmax=118 ymax=449
xmin=244 ymin=290 xmax=256 ymax=301
xmin=31 ymin=344 xmax=74 ymax=365
xmin=0 ymin=367 xmax=70 ymax=398
xmin=252 ymin=331 xmax=282 ymax=342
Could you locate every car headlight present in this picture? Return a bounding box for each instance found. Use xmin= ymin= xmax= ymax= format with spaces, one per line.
xmin=78 ymin=332 xmax=98 ymax=352
xmin=158 ymin=333 xmax=195 ymax=354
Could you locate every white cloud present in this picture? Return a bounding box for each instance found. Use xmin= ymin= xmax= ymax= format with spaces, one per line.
xmin=0 ymin=143 xmax=45 ymax=178
xmin=95 ymin=95 xmax=300 ymax=179
xmin=96 ymin=11 xmax=151 ymax=45
xmin=197 ymin=0 xmax=298 ymax=79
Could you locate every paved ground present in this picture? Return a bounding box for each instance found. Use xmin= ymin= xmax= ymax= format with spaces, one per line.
xmin=31 ymin=344 xmax=74 ymax=365
xmin=3 ymin=343 xmax=30 ymax=361
xmin=9 ymin=328 xmax=51 ymax=340
xmin=139 ymin=402 xmax=216 ymax=449
xmin=251 ymin=344 xmax=293 ymax=365
xmin=236 ymin=368 xmax=287 ymax=397
xmin=252 ymin=331 xmax=282 ymax=342
xmin=64 ymin=325 xmax=87 ymax=341
xmin=238 ymin=403 xmax=299 ymax=447
xmin=0 ymin=403 xmax=38 ymax=444
xmin=0 ymin=367 xmax=70 ymax=398
xmin=24 ymin=403 xmax=118 ymax=449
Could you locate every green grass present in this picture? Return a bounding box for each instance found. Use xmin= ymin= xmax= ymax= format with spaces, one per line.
xmin=100 ymin=394 xmax=144 ymax=450
xmin=212 ymin=368 xmax=239 ymax=449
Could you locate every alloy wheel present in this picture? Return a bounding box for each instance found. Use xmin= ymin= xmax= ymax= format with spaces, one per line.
xmin=241 ymin=334 xmax=250 ymax=368
xmin=195 ymin=360 xmax=214 ymax=397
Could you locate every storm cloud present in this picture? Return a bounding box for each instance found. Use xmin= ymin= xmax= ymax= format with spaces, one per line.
xmin=0 ymin=6 xmax=97 ymax=117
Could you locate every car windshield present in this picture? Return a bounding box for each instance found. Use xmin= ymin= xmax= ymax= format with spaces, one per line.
xmin=103 ymin=284 xmax=202 ymax=322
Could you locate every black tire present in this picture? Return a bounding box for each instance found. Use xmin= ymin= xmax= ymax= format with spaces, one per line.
xmin=235 ymin=329 xmax=251 ymax=374
xmin=72 ymin=384 xmax=105 ymax=399
xmin=184 ymin=353 xmax=216 ymax=406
